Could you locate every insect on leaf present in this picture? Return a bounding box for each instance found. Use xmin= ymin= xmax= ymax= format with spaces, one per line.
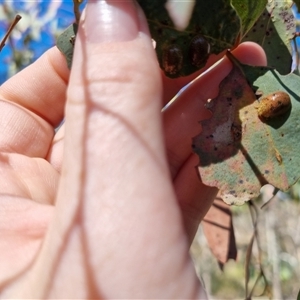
xmin=137 ymin=0 xmax=241 ymax=78
xmin=193 ymin=56 xmax=300 ymax=205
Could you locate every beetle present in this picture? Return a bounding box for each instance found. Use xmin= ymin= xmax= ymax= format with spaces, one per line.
xmin=257 ymin=91 xmax=291 ymax=119
xmin=162 ymin=44 xmax=183 ymax=75
xmin=189 ymin=35 xmax=210 ymax=68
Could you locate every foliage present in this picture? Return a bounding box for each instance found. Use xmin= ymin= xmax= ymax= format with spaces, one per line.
xmin=243 ymin=0 xmax=295 ymax=74
xmin=193 ymin=56 xmax=300 ymax=205
xmin=104 ymin=0 xmax=300 ymax=205
xmin=136 ymin=0 xmax=295 ymax=77
xmin=59 ymin=0 xmax=300 ymax=206
xmin=232 ymin=0 xmax=267 ymax=37
xmin=136 ymin=0 xmax=241 ymax=77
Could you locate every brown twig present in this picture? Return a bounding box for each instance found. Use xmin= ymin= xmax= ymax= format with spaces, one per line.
xmin=73 ymin=0 xmax=83 ymax=25
xmin=0 ymin=14 xmax=22 ymax=52
xmin=245 ymin=200 xmax=270 ymax=299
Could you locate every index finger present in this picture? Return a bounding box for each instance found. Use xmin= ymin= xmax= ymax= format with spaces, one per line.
xmin=0 ymin=47 xmax=69 ymax=128
xmin=0 ymin=47 xmax=70 ymax=157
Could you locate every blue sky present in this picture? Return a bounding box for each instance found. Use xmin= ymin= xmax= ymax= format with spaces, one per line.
xmin=0 ymin=1 xmax=86 ymax=83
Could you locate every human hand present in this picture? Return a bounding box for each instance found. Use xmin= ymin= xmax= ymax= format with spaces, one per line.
xmin=0 ymin=1 xmax=266 ymax=298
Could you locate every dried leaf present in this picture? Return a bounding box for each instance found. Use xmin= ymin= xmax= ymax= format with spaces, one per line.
xmin=202 ymin=197 xmax=237 ymax=268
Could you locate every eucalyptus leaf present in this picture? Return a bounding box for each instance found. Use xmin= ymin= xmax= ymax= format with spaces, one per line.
xmin=193 ymin=58 xmax=300 ymax=205
xmin=56 ymin=23 xmax=77 ymax=69
xmin=137 ymin=0 xmax=241 ymax=77
xmin=231 ymin=0 xmax=267 ymax=38
xmin=243 ymin=0 xmax=295 ymax=74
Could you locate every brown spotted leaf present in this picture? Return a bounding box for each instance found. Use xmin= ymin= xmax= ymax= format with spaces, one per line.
xmin=231 ymin=0 xmax=267 ymax=38
xmin=243 ymin=0 xmax=295 ymax=74
xmin=192 ymin=58 xmax=300 ymax=205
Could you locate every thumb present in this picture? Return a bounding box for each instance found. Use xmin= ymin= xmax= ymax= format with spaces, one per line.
xmin=12 ymin=1 xmax=204 ymax=299
xmin=61 ymin=0 xmax=166 ymax=226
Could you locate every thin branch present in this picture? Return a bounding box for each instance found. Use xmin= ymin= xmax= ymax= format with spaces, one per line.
xmin=245 ymin=200 xmax=271 ymax=299
xmin=73 ymin=0 xmax=83 ymax=25
xmin=0 ymin=14 xmax=22 ymax=52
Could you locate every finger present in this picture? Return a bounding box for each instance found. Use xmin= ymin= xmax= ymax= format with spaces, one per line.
xmin=27 ymin=2 xmax=204 ymax=298
xmin=164 ymin=42 xmax=267 ymax=179
xmin=0 ymin=47 xmax=69 ymax=157
xmin=46 ymin=122 xmax=65 ymax=173
xmin=0 ymin=47 xmax=69 ymax=128
xmin=174 ymin=153 xmax=218 ymax=244
xmin=0 ymin=196 xmax=53 ymax=285
xmin=44 ymin=44 xmax=262 ymax=172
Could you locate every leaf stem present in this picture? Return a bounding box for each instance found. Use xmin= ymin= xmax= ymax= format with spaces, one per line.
xmin=0 ymin=14 xmax=21 ymax=52
xmin=225 ymin=50 xmax=246 ymax=78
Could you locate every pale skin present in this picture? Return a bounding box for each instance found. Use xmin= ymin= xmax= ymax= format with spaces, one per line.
xmin=0 ymin=1 xmax=266 ymax=298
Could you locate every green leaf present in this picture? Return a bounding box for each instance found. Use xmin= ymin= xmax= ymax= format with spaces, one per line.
xmin=193 ymin=58 xmax=300 ymax=205
xmin=56 ymin=23 xmax=78 ymax=69
xmin=137 ymin=0 xmax=241 ymax=78
xmin=231 ymin=0 xmax=267 ymax=38
xmin=242 ymin=0 xmax=295 ymax=74
xmin=297 ymin=288 xmax=300 ymax=300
